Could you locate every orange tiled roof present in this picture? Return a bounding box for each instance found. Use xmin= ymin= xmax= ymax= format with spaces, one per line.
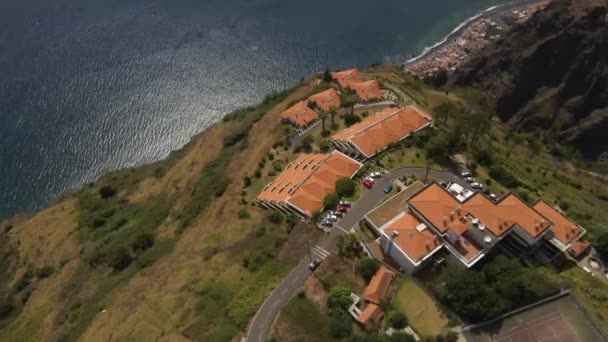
xmin=569 ymin=240 xmax=591 ymax=259
xmin=309 ymin=88 xmax=341 ymax=112
xmin=358 ymin=303 xmax=383 ymax=325
xmin=281 ymin=101 xmax=318 ymax=128
xmin=331 ymin=69 xmax=361 ymax=89
xmin=533 ymin=200 xmax=584 ymax=246
xmin=287 ymin=151 xmax=362 ymax=216
xmin=257 ymin=154 xmax=327 ymax=203
xmin=409 ymin=184 xmax=553 ymax=239
xmin=350 ymin=80 xmax=382 ymax=102
xmin=408 ymin=183 xmax=465 ymax=234
xmin=363 ymin=266 xmax=395 ymax=304
xmin=332 ymin=106 xmax=432 ymax=157
xmin=382 ymin=212 xmax=441 ymax=262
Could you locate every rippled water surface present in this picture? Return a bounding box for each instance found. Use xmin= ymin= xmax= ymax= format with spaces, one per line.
xmin=0 ymin=0 xmax=509 ymax=218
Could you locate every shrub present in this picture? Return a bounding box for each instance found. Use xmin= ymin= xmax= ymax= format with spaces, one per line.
xmin=286 ymin=214 xmax=298 ymax=233
xmin=386 ymin=311 xmax=407 ymax=329
xmin=35 ymin=266 xmax=55 ymax=279
xmin=0 ymin=297 xmax=14 ymax=320
xmin=109 ymin=247 xmax=133 ymax=271
xmin=323 ymin=192 xmax=339 ymax=209
xmin=321 ymin=130 xmax=331 ymax=138
xmin=344 ymin=114 xmax=362 ymax=127
xmin=335 ymin=178 xmax=356 ymax=198
xmin=255 ymin=227 xmax=266 ymax=237
xmin=472 ymin=146 xmax=494 ymax=166
xmin=517 ymin=189 xmax=530 ymax=203
xmin=329 ymin=312 xmax=352 ymax=339
xmin=355 ymin=258 xmax=380 ymax=283
xmin=319 ymin=139 xmax=331 ymax=153
xmin=267 ymin=211 xmax=283 ymax=224
xmin=243 ymin=176 xmax=252 ymax=188
xmin=238 ymin=208 xmax=250 ymax=219
xmin=489 ymin=165 xmax=519 ymax=188
xmin=99 ymin=186 xmax=116 ymax=199
xmin=132 ymin=233 xmax=155 ymax=253
xmin=254 ymin=169 xmax=262 ymax=179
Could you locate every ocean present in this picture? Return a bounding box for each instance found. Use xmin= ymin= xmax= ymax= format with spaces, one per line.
xmin=0 ymin=0 xmax=510 ymax=219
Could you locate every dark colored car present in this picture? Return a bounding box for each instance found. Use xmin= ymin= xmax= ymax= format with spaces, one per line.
xmin=384 ymin=184 xmax=393 ymax=193
xmin=337 ymin=205 xmax=348 ymax=213
xmin=308 ymin=259 xmax=321 ymax=271
xmin=362 ymin=179 xmax=373 ymax=189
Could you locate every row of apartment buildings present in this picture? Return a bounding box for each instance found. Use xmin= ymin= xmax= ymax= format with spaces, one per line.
xmin=280 ymin=69 xmax=383 ymax=131
xmin=365 ymin=181 xmax=590 ymax=273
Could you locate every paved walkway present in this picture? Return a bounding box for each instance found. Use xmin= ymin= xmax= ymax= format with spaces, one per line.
xmin=245 ymin=166 xmax=463 ymax=342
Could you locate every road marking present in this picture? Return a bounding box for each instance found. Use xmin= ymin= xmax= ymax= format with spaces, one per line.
xmin=281 ymin=288 xmax=289 ymax=296
xmin=313 ymin=245 xmax=331 ymax=259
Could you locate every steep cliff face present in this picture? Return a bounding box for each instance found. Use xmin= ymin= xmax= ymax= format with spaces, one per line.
xmin=450 ymin=0 xmax=608 ymax=158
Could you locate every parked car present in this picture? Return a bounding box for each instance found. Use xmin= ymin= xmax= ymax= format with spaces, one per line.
xmin=489 ymin=194 xmax=498 ymax=201
xmin=328 ymin=210 xmax=342 ymax=218
xmin=461 ymin=170 xmax=472 ymax=177
xmin=471 ymin=182 xmax=482 ymax=189
xmin=384 ymin=184 xmax=393 ymax=193
xmin=338 ymin=200 xmax=351 ymax=207
xmin=308 ymin=259 xmax=321 ymax=271
xmin=325 ymin=214 xmax=338 ymax=222
xmin=337 ymin=205 xmax=349 ymax=213
xmin=321 ymin=220 xmax=333 ymax=227
xmin=465 ymin=177 xmax=475 ymax=183
xmin=482 ymin=188 xmax=491 ymax=195
xmin=365 ymin=176 xmax=375 ymax=184
xmin=370 ymin=171 xmax=382 ymax=178
xmin=362 ymin=179 xmax=373 ymax=189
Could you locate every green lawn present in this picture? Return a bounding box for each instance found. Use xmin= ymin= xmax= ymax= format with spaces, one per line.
xmin=380 ymin=148 xmax=438 ymax=170
xmin=392 ymin=277 xmax=449 ymax=337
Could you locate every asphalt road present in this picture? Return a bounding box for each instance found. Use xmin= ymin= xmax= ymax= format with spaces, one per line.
xmin=245 ymin=167 xmax=463 ymax=342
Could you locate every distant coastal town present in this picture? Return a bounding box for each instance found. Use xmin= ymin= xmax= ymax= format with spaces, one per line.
xmin=403 ymin=0 xmax=551 ymax=80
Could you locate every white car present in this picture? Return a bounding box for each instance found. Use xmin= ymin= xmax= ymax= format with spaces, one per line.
xmin=365 ymin=176 xmax=375 ymax=184
xmin=325 ymin=214 xmax=338 ymax=222
xmin=338 ymin=200 xmax=351 ymax=207
xmin=461 ymin=171 xmax=472 ymax=177
xmin=465 ymin=177 xmax=475 ymax=183
xmin=328 ymin=210 xmax=342 ymax=218
xmin=370 ymin=171 xmax=382 ymax=178
xmin=489 ymin=194 xmax=498 ymax=201
xmin=471 ymin=182 xmax=482 ymax=189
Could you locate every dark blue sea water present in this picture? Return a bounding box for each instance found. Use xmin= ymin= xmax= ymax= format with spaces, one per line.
xmin=0 ymin=0 xmax=510 ymax=218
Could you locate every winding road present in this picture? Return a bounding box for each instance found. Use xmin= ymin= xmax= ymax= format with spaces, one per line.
xmin=245 ymin=166 xmax=463 ymax=342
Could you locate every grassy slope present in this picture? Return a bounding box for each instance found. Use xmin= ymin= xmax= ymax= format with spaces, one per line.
xmin=0 ymin=79 xmax=318 ymax=341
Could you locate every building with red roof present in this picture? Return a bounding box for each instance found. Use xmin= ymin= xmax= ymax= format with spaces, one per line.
xmin=364 ymin=181 xmax=588 ymax=273
xmin=256 ymin=151 xmax=362 ymax=218
xmin=308 ymin=88 xmax=341 ymax=112
xmin=331 ymin=69 xmax=361 ymax=89
xmin=332 ymin=106 xmax=433 ymax=159
xmin=349 ymin=80 xmax=383 ymax=102
xmin=280 ymin=100 xmax=318 ymax=130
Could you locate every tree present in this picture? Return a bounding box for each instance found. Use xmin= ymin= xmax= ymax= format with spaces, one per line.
xmin=327 ymin=285 xmax=353 ymax=313
xmin=388 ymin=332 xmax=416 ymax=342
xmin=0 ymin=296 xmax=14 ymax=320
xmin=506 ymin=131 xmax=524 ymax=157
xmin=355 ymin=257 xmax=380 ymax=282
xmin=329 ymin=312 xmax=353 ymax=339
xmin=319 ymin=139 xmax=331 ymax=153
xmin=323 ymin=192 xmax=339 ymax=209
xmin=433 ymin=102 xmax=455 ymax=126
xmin=424 ymin=133 xmax=453 ymax=165
xmin=299 ymin=135 xmax=314 ymax=153
xmin=109 ymin=247 xmax=133 ymax=271
xmin=594 ymin=229 xmax=608 ymax=258
xmin=319 ymin=110 xmax=328 ymax=132
xmin=341 ymin=92 xmax=357 ymax=116
xmin=243 ymin=176 xmax=252 ymax=188
xmin=337 ymin=233 xmax=362 ymax=259
xmin=329 ymin=106 xmax=338 ymax=127
xmin=386 ymin=311 xmax=407 ymax=329
xmin=336 ymin=177 xmax=356 ymax=197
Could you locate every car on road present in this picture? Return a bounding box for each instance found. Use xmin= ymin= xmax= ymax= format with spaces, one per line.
xmin=321 ymin=220 xmax=333 ymax=227
xmin=471 ymin=182 xmax=482 ymax=189
xmin=338 ymin=200 xmax=351 ymax=207
xmin=465 ymin=177 xmax=475 ymax=183
xmin=308 ymin=259 xmax=321 ymax=271
xmin=362 ymin=179 xmax=373 ymax=189
xmin=461 ymin=170 xmax=472 ymax=177
xmin=325 ymin=214 xmax=338 ymax=222
xmin=337 ymin=205 xmax=349 ymax=213
xmin=489 ymin=194 xmax=498 ymax=201
xmin=370 ymin=171 xmax=382 ymax=178
xmin=365 ymin=176 xmax=375 ymax=184
xmin=384 ymin=184 xmax=393 ymax=193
